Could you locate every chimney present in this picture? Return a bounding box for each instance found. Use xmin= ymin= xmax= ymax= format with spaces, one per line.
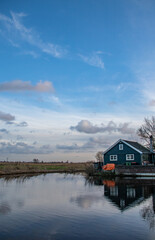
xmin=150 ymin=135 xmax=153 ymax=152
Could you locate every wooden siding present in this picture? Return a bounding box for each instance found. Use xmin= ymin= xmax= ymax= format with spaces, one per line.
xmin=104 ymin=141 xmax=142 ymax=165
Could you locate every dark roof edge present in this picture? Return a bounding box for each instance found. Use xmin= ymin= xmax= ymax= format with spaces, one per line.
xmin=123 ymin=139 xmax=150 ymax=152
xmin=103 ymin=139 xmax=148 ymax=155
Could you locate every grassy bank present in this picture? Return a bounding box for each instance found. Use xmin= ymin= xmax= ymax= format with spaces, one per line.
xmin=0 ymin=161 xmax=92 ymax=175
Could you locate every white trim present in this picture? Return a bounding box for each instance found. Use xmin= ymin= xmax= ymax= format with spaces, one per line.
xmin=126 ymin=154 xmax=134 ymax=161
xmin=103 ymin=139 xmax=143 ymax=155
xmin=103 ymin=139 xmax=122 ymax=154
xmin=110 ymin=155 xmax=118 ymax=161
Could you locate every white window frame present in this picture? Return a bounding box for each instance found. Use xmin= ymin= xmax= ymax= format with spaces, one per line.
xmin=127 ymin=187 xmax=136 ymax=198
xmin=119 ymin=144 xmax=123 ymax=150
xmin=126 ymin=154 xmax=134 ymax=161
xmin=110 ymin=186 xmax=118 ymax=197
xmin=110 ymin=155 xmax=118 ymax=161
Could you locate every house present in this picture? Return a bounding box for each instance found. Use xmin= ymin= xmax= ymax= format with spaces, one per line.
xmin=103 ymin=139 xmax=154 ymax=166
xmin=104 ymin=181 xmax=152 ymax=212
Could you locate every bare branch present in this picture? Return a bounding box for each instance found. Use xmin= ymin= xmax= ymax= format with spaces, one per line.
xmin=95 ymin=151 xmax=103 ymax=162
xmin=137 ymin=116 xmax=155 ymax=149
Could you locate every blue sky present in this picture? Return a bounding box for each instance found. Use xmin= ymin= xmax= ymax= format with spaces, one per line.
xmin=0 ymin=0 xmax=155 ymax=162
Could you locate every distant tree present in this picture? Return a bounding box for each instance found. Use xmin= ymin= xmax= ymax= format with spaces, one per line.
xmin=137 ymin=116 xmax=155 ymax=150
xmin=33 ymin=158 xmax=39 ymax=163
xmin=95 ymin=151 xmax=103 ymax=162
xmin=95 ymin=151 xmax=104 ymax=170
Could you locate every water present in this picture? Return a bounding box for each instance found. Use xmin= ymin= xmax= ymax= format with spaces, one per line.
xmin=0 ymin=173 xmax=155 ymax=240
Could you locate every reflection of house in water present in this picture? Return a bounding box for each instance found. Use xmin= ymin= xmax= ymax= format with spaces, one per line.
xmin=104 ymin=180 xmax=153 ymax=212
xmin=85 ymin=176 xmax=155 ymax=218
xmin=153 ymin=186 xmax=155 ymax=212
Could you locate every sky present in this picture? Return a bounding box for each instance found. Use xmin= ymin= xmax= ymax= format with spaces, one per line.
xmin=0 ymin=0 xmax=155 ymax=162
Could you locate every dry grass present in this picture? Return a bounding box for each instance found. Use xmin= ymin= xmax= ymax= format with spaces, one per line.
xmin=0 ymin=161 xmax=93 ymax=175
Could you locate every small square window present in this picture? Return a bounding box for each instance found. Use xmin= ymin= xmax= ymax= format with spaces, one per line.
xmin=126 ymin=154 xmax=134 ymax=161
xmin=119 ymin=144 xmax=123 ymax=150
xmin=110 ymin=187 xmax=118 ymax=196
xmin=127 ymin=188 xmax=136 ymax=198
xmin=110 ymin=155 xmax=117 ymax=161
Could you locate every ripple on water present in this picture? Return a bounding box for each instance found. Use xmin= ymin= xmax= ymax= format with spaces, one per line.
xmin=0 ymin=174 xmax=154 ymax=240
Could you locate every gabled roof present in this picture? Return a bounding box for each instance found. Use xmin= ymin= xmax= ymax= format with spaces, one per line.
xmin=104 ymin=195 xmax=145 ymax=212
xmin=123 ymin=140 xmax=150 ymax=154
xmin=103 ymin=139 xmax=151 ymax=155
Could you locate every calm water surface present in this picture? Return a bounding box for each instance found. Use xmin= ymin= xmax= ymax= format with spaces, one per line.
xmin=0 ymin=173 xmax=155 ymax=240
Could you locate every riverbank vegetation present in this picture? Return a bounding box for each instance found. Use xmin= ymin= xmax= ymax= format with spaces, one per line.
xmin=0 ymin=161 xmax=93 ymax=175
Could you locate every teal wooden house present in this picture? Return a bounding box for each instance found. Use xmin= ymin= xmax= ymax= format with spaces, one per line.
xmin=103 ymin=139 xmax=153 ymax=166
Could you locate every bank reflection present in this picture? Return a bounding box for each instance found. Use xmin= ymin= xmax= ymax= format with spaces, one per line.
xmin=104 ymin=180 xmax=144 ymax=211
xmin=103 ymin=179 xmax=154 ymax=211
xmin=85 ymin=176 xmax=155 ymax=212
xmin=0 ymin=173 xmax=42 ymax=183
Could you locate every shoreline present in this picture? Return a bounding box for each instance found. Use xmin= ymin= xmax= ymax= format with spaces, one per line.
xmin=0 ymin=161 xmax=91 ymax=176
xmin=0 ymin=169 xmax=86 ymax=176
xmin=1 ymin=162 xmax=155 ymax=178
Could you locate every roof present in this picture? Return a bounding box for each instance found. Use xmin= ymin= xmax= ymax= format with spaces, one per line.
xmin=123 ymin=140 xmax=150 ymax=154
xmin=103 ymin=139 xmax=151 ymax=155
xmin=104 ymin=194 xmax=145 ymax=212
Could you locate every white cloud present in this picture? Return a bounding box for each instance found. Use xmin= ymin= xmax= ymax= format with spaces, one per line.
xmin=0 ymin=95 xmax=142 ymax=161
xmin=0 ymin=80 xmax=54 ymax=93
xmin=78 ymin=52 xmax=104 ymax=69
xmin=0 ymin=11 xmax=67 ymax=58
xmin=56 ymin=134 xmax=129 ymax=153
xmin=35 ymin=81 xmax=54 ymax=93
xmin=70 ymin=120 xmax=135 ymax=134
xmin=49 ymin=96 xmax=62 ymax=106
xmin=0 ymin=141 xmax=53 ymax=154
xmin=56 ymin=143 xmax=80 ymax=151
xmin=0 ymin=12 xmax=108 ymax=66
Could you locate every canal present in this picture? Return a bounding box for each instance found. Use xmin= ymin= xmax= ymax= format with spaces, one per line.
xmin=0 ymin=173 xmax=155 ymax=240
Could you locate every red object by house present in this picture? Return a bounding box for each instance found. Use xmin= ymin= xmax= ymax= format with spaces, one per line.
xmin=103 ymin=163 xmax=115 ymax=171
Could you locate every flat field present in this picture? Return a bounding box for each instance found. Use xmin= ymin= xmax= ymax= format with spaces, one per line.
xmin=0 ymin=161 xmax=92 ymax=175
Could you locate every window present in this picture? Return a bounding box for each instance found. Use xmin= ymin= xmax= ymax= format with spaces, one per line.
xmin=120 ymin=199 xmax=125 ymax=208
xmin=110 ymin=187 xmax=118 ymax=196
xmin=127 ymin=187 xmax=136 ymax=198
xmin=110 ymin=155 xmax=117 ymax=161
xmin=119 ymin=144 xmax=123 ymax=150
xmin=126 ymin=154 xmax=134 ymax=161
